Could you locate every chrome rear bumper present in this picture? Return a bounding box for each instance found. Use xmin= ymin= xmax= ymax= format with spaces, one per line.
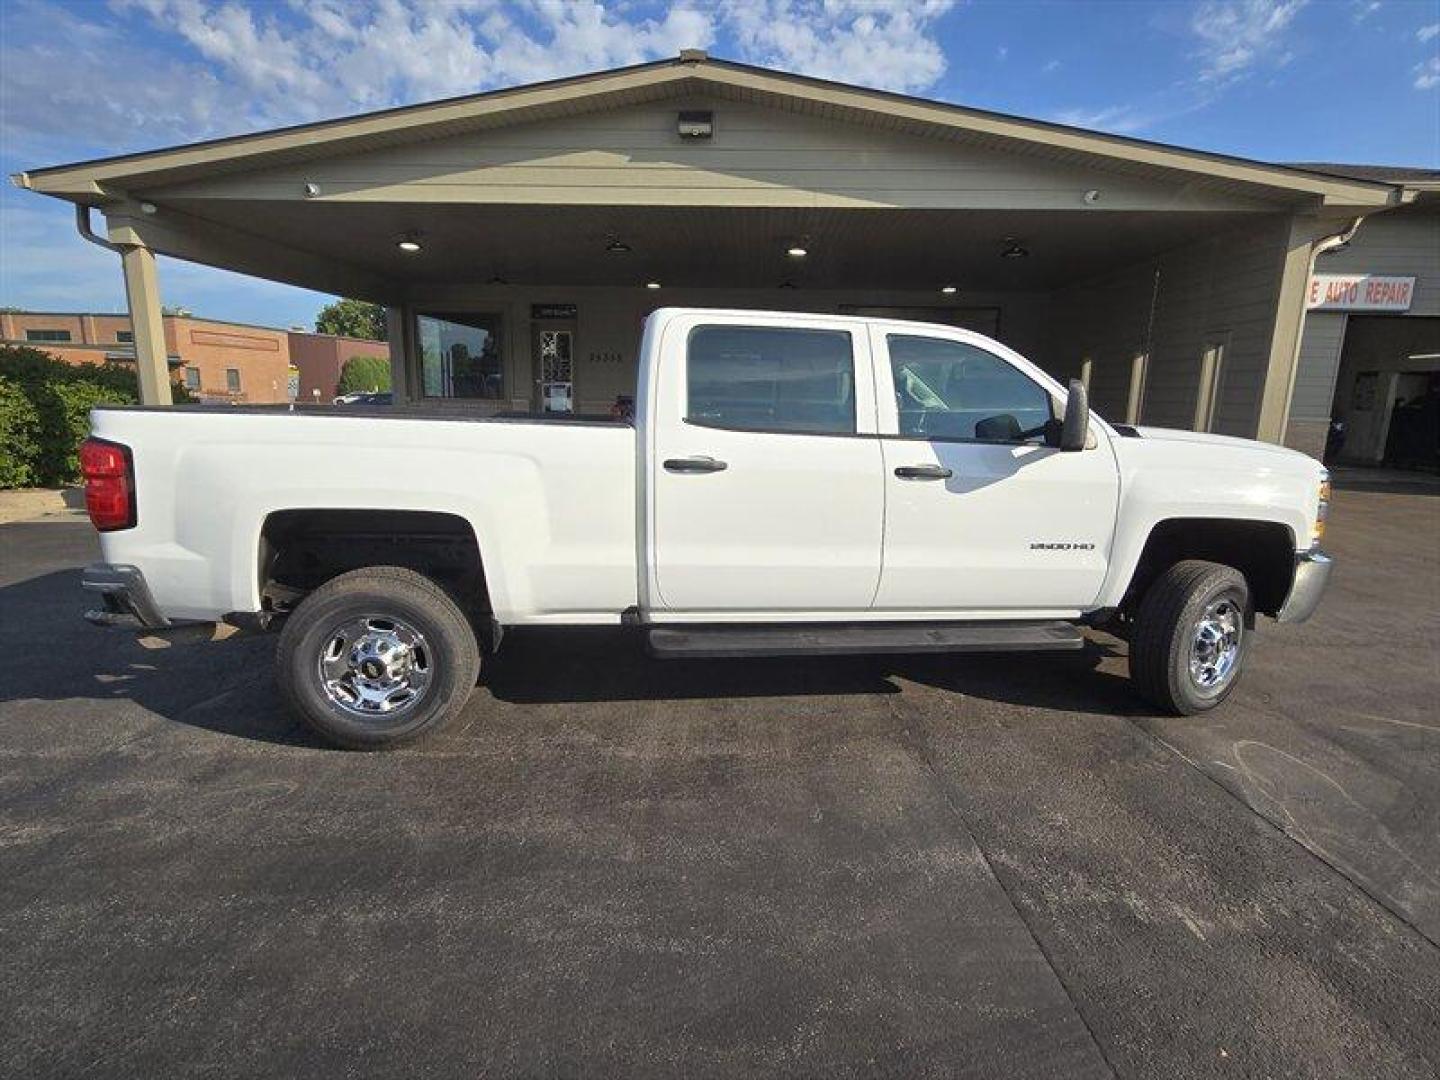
xmin=82 ymin=563 xmax=171 ymax=629
xmin=1275 ymin=547 xmax=1333 ymax=624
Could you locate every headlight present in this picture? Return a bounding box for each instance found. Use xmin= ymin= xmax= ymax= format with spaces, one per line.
xmin=1313 ymin=473 xmax=1330 ymax=543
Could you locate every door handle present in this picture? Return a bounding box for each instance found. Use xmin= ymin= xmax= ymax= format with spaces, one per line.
xmin=894 ymin=464 xmax=953 ymax=480
xmin=664 ymin=455 xmax=728 ymax=474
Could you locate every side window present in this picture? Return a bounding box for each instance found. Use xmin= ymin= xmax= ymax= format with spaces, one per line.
xmin=687 ymin=325 xmax=855 ymax=435
xmin=888 ymin=335 xmax=1051 ymax=442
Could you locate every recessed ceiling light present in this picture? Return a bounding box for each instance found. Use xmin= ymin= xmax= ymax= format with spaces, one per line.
xmin=606 ymin=239 xmax=632 ymax=254
xmin=645 ymin=281 xmax=662 ymax=290
xmin=1000 ymin=238 xmax=1029 ymax=259
xmin=786 ymin=245 xmax=808 ymax=258
xmin=940 ymin=285 xmax=958 ymax=294
xmin=397 ymin=237 xmax=422 ymax=253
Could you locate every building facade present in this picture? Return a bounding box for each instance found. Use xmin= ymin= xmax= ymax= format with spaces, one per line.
xmin=1 ymin=310 xmax=393 ymax=405
xmin=13 ymin=52 xmax=1432 ymax=457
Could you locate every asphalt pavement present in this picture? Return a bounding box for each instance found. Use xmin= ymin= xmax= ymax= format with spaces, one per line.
xmin=1 ymin=484 xmax=1437 ymax=1078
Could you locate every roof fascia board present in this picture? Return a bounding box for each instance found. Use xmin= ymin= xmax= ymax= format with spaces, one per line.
xmin=15 ymin=57 xmax=1398 ymax=209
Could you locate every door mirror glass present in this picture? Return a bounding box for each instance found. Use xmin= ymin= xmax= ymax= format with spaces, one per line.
xmin=1061 ymin=378 xmax=1089 ymax=451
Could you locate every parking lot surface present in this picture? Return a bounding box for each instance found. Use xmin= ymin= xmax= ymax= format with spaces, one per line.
xmin=2 ymin=485 xmax=1438 ymax=1079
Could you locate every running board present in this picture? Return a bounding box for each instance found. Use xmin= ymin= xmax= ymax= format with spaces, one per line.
xmin=646 ymin=621 xmax=1084 ymax=659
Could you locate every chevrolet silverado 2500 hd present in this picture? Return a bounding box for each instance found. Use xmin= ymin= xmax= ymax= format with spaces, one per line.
xmin=79 ymin=308 xmax=1332 ymax=749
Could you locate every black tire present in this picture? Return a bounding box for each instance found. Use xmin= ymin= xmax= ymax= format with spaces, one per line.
xmin=276 ymin=566 xmax=480 ymax=750
xmin=1130 ymin=560 xmax=1250 ymax=716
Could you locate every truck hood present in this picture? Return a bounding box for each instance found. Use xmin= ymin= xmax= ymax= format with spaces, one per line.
xmin=1132 ymin=425 xmax=1317 ymax=464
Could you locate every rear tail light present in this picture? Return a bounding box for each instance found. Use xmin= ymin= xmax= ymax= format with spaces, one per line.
xmin=79 ymin=437 xmax=136 ymax=532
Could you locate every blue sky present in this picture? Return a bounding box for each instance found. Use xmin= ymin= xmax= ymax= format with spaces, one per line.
xmin=2 ymin=0 xmax=1437 ymax=330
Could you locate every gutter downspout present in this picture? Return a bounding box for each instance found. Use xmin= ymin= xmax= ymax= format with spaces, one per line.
xmin=74 ymin=203 xmax=123 ymax=254
xmin=1276 ymin=215 xmax=1365 ymax=447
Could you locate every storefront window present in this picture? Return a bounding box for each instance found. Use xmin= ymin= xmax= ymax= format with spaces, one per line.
xmin=417 ymin=312 xmax=503 ymax=399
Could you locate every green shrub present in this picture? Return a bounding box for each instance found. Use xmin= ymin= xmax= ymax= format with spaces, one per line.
xmin=337 ymin=354 xmax=392 ymax=395
xmin=0 ymin=344 xmax=180 ymax=487
xmin=0 ymin=374 xmax=41 ymax=488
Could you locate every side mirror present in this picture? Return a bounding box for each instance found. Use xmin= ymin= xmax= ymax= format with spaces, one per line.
xmin=1060 ymin=378 xmax=1089 ymax=452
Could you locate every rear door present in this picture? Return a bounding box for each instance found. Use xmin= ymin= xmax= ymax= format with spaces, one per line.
xmin=871 ymin=327 xmax=1120 ymax=613
xmin=647 ymin=313 xmax=884 ymax=614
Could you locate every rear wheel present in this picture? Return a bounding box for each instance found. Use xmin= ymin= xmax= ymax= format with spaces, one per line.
xmin=1130 ymin=560 xmax=1250 ymax=715
xmin=276 ymin=566 xmax=480 ymax=750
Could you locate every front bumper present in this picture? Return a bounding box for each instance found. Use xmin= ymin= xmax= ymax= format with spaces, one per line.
xmin=1275 ymin=547 xmax=1333 ymax=624
xmin=82 ymin=563 xmax=171 ymax=629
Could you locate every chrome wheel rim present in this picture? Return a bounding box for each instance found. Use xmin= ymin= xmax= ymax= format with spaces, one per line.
xmin=317 ymin=615 xmax=432 ymax=720
xmin=1188 ymin=596 xmax=1242 ymax=695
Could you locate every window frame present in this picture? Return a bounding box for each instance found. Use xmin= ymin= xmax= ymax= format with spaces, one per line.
xmin=225 ymin=367 xmax=241 ymax=393
xmin=184 ymin=366 xmax=202 ymax=391
xmin=872 ymin=328 xmax=1061 ymax=447
xmin=25 ymin=328 xmax=72 ymax=343
xmin=412 ymin=309 xmax=506 ymax=402
xmin=681 ymin=323 xmax=861 ymax=438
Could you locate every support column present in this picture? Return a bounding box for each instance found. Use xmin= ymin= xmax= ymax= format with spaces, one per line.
xmin=119 ymin=245 xmax=172 ymax=406
xmin=1256 ymin=215 xmax=1345 ymax=444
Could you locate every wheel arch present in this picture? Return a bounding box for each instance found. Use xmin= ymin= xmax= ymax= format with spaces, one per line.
xmin=257 ymin=508 xmax=492 ymax=628
xmin=1120 ymin=517 xmax=1297 ymax=618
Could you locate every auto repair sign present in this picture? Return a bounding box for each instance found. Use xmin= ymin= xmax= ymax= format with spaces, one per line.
xmin=1307 ymin=273 xmax=1415 ymax=312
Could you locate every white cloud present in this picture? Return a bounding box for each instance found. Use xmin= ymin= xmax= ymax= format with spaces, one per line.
xmin=1351 ymin=0 xmax=1381 ymax=23
xmin=1190 ymin=0 xmax=1307 ymax=83
xmin=721 ymin=0 xmax=957 ymax=94
xmin=1416 ymin=56 xmax=1440 ymax=90
xmin=1050 ymin=104 xmax=1153 ymax=135
xmin=1419 ymin=23 xmax=1440 ymax=43
xmin=106 ymin=0 xmax=718 ymax=130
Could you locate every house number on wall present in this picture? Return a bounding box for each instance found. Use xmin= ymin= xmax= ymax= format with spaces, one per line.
xmin=588 ymin=351 xmax=623 ymax=364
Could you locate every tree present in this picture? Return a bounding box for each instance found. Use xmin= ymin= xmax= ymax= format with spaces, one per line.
xmin=316 ymin=299 xmax=386 ymax=341
xmin=337 ymin=354 xmax=392 ymax=395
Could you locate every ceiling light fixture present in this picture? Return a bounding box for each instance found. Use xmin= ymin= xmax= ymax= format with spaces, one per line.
xmin=397 ymin=234 xmax=423 ymax=253
xmin=1000 ymin=238 xmax=1029 ymax=259
xmin=786 ymin=245 xmax=808 ymax=258
xmin=940 ymin=285 xmax=958 ymax=295
xmin=606 ymin=238 xmax=632 ymax=254
xmin=645 ymin=281 xmax=662 ymax=290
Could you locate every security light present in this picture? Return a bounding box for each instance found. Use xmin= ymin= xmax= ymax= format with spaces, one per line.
xmin=303 ymin=182 xmax=321 ymax=198
xmin=1083 ymin=189 xmax=1101 ymax=205
xmin=678 ymin=110 xmax=713 ymax=138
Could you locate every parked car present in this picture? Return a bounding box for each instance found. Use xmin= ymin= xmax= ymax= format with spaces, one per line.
xmin=334 ymin=391 xmax=393 ymax=406
xmin=78 ymin=308 xmax=1331 ymax=749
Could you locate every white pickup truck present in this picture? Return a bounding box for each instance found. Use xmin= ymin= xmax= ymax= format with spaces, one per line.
xmin=79 ymin=307 xmax=1332 ymax=749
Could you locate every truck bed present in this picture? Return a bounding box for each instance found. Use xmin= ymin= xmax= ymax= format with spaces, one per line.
xmin=87 ymin=405 xmax=639 ymax=624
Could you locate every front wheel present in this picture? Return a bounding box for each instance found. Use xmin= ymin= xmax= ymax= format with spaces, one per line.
xmin=1130 ymin=560 xmax=1250 ymax=715
xmin=276 ymin=566 xmax=481 ymax=750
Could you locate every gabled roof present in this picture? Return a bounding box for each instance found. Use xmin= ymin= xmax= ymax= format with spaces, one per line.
xmin=12 ymin=51 xmax=1404 ymax=209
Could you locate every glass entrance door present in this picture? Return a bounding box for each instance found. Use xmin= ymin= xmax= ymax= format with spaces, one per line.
xmin=533 ymin=327 xmax=574 ymax=414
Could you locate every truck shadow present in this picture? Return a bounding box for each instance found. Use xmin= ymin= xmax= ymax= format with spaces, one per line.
xmin=0 ymin=569 xmax=1147 ymax=751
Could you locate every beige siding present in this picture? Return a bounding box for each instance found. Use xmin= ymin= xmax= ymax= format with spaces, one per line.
xmin=1316 ymin=207 xmax=1440 ymax=316
xmin=1045 ymin=216 xmax=1291 ymax=436
xmin=152 ymin=98 xmax=1278 ymax=213
xmin=1289 ymin=310 xmax=1347 ymax=421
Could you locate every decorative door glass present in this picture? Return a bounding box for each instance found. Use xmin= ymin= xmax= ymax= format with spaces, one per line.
xmin=540 ymin=329 xmax=574 ymax=413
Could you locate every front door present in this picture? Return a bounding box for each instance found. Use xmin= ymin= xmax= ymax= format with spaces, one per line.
xmin=532 ymin=325 xmax=574 ymax=414
xmin=648 ymin=314 xmax=884 ymax=614
xmin=870 ymin=327 xmax=1119 ymax=613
